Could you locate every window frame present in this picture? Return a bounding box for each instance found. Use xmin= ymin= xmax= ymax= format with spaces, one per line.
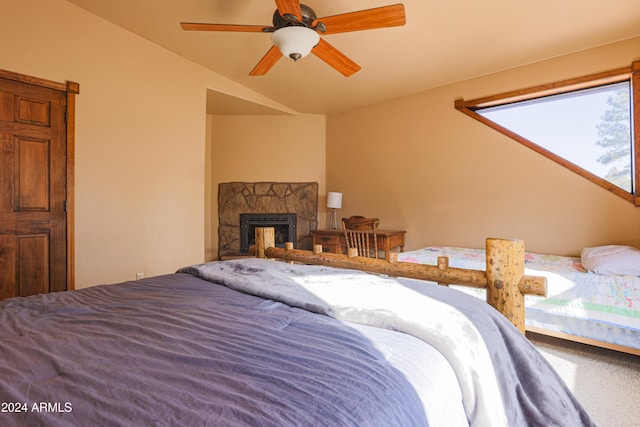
xmin=455 ymin=61 xmax=640 ymax=206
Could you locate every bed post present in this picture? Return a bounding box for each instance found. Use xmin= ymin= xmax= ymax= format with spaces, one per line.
xmin=255 ymin=227 xmax=275 ymax=259
xmin=485 ymin=238 xmax=526 ymax=333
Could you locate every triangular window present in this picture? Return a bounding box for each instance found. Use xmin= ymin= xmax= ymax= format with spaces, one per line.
xmin=479 ymin=82 xmax=632 ymax=192
xmin=456 ymin=62 xmax=640 ymax=206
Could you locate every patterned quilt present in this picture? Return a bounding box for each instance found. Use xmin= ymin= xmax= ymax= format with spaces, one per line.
xmin=398 ymin=246 xmax=640 ymax=350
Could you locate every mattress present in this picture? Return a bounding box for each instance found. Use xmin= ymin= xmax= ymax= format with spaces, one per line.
xmin=398 ymin=246 xmax=640 ymax=351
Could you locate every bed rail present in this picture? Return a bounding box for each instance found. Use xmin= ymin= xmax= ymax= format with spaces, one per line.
xmin=254 ymin=227 xmax=547 ymax=334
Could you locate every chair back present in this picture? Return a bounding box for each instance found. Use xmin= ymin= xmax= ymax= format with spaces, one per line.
xmin=342 ymin=216 xmax=380 ymax=258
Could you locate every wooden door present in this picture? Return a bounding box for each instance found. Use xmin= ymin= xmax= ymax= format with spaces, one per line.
xmin=0 ymin=77 xmax=68 ymax=299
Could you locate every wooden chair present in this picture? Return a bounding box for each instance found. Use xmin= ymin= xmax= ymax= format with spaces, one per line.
xmin=342 ymin=216 xmax=380 ymax=258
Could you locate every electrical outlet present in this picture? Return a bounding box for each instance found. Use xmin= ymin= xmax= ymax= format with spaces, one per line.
xmin=136 ymin=272 xmax=144 ymax=280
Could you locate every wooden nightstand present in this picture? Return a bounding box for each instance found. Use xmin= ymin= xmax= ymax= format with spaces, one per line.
xmin=311 ymin=229 xmax=406 ymax=260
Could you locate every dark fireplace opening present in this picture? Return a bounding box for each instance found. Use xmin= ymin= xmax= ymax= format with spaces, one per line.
xmin=240 ymin=213 xmax=297 ymax=253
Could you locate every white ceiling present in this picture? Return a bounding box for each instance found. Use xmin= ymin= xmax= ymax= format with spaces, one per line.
xmin=66 ymin=0 xmax=640 ymax=115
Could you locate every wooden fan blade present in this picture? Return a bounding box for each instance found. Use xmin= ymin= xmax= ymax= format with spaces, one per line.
xmin=249 ymin=45 xmax=283 ymax=76
xmin=315 ymin=4 xmax=406 ymax=35
xmin=275 ymin=0 xmax=302 ymax=21
xmin=312 ymin=38 xmax=361 ymax=77
xmin=180 ymin=22 xmax=268 ymax=32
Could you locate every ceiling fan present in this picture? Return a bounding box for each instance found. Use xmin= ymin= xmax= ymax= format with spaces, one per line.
xmin=180 ymin=1 xmax=406 ymax=77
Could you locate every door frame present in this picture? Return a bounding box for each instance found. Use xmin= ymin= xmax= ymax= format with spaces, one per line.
xmin=0 ymin=69 xmax=79 ymax=291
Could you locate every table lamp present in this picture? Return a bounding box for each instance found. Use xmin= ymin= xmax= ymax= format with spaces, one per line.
xmin=327 ymin=192 xmax=343 ymax=230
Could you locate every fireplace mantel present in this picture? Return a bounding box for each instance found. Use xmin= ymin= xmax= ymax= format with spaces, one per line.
xmin=218 ymin=182 xmax=318 ymax=258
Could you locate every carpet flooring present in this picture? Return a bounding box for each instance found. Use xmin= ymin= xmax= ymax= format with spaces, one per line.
xmin=528 ymin=332 xmax=640 ymax=427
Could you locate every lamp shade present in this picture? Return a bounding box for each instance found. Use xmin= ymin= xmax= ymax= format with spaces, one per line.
xmin=327 ymin=192 xmax=343 ymax=209
xmin=271 ymin=26 xmax=320 ymax=61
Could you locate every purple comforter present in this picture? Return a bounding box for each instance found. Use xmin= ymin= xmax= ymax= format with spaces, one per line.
xmin=0 ymin=271 xmax=437 ymax=426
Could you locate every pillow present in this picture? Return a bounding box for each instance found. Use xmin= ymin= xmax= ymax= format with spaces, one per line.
xmin=580 ymin=245 xmax=640 ymax=276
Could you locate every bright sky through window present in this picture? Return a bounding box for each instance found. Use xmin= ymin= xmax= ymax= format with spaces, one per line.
xmin=478 ymin=82 xmax=632 ymax=192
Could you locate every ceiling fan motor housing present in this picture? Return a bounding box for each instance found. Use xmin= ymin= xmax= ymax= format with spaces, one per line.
xmin=272 ymin=4 xmax=317 ymax=28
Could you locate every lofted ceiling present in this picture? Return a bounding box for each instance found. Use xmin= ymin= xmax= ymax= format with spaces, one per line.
xmin=66 ymin=0 xmax=640 ymax=115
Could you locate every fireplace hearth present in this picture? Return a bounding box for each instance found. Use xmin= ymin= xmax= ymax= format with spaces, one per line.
xmin=240 ymin=213 xmax=296 ymax=253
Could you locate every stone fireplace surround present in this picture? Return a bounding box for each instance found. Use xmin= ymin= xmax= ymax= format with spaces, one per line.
xmin=218 ymin=182 xmax=318 ymax=258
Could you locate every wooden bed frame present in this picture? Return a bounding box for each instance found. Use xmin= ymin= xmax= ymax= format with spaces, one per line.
xmin=254 ymin=227 xmax=546 ymax=334
xmin=255 ymin=227 xmax=640 ymax=356
xmin=526 ymin=326 xmax=640 ymax=356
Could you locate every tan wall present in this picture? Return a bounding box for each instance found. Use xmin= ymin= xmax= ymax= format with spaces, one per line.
xmin=1 ymin=0 xmax=299 ymax=287
xmin=327 ymin=37 xmax=640 ymax=256
xmin=208 ymin=114 xmax=326 ymax=260
xmin=4 ymin=0 xmax=638 ymax=289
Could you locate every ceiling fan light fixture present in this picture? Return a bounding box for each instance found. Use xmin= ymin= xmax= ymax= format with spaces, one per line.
xmin=271 ymin=26 xmax=320 ymax=61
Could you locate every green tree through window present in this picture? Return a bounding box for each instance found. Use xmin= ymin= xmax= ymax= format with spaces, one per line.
xmin=596 ymin=88 xmax=632 ymax=191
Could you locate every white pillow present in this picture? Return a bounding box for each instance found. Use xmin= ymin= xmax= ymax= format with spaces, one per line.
xmin=581 ymin=245 xmax=640 ymax=276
